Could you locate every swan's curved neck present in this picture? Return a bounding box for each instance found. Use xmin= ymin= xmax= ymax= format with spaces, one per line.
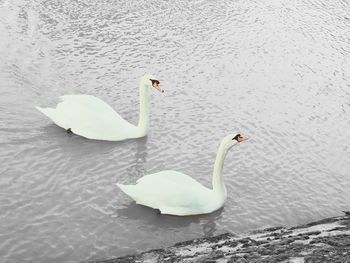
xmin=212 ymin=140 xmax=236 ymax=199
xmin=137 ymin=83 xmax=149 ymax=136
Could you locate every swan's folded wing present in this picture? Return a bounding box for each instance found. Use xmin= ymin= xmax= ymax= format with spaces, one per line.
xmin=54 ymin=95 xmax=136 ymax=140
xmin=136 ymin=170 xmax=206 ymax=187
xmin=133 ymin=171 xmax=212 ymax=207
xmin=58 ymin=95 xmax=127 ymax=123
xmin=134 ymin=182 xmax=208 ymax=209
xmin=59 ymin=95 xmax=119 ymax=115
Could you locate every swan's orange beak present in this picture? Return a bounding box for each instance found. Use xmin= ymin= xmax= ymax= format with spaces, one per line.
xmin=238 ymin=135 xmax=249 ymax=142
xmin=152 ymin=82 xmax=164 ymax=93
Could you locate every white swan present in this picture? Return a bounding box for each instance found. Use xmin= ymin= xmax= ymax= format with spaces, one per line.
xmin=35 ymin=74 xmax=163 ymax=141
xmin=117 ymin=133 xmax=248 ymax=216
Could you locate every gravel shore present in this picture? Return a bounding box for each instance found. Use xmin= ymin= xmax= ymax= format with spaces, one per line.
xmin=90 ymin=212 xmax=350 ymax=263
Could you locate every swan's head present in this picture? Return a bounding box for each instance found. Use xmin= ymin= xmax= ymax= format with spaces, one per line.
xmin=141 ymin=74 xmax=164 ymax=93
xmin=223 ymin=133 xmax=249 ymax=149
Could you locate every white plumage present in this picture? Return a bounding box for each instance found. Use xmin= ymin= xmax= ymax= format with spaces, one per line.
xmin=35 ymin=74 xmax=161 ymax=141
xmin=117 ymin=134 xmax=248 ymax=216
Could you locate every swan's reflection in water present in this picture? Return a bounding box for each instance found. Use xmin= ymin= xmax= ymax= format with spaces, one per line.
xmin=35 ymin=124 xmax=148 ymax=159
xmin=115 ymin=202 xmax=223 ymax=237
xmin=123 ymin=136 xmax=148 ymax=183
xmin=42 ymin=124 xmax=142 ymax=148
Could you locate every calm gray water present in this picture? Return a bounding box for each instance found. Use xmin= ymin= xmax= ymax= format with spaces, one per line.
xmin=1 ymin=0 xmax=350 ymax=262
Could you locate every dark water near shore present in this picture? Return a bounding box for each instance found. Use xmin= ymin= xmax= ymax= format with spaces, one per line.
xmin=0 ymin=0 xmax=350 ymax=262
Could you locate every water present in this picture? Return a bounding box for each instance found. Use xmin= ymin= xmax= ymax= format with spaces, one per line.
xmin=0 ymin=0 xmax=350 ymax=262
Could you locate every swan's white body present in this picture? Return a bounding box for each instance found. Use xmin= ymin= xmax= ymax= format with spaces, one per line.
xmin=35 ymin=75 xmax=157 ymax=141
xmin=117 ymin=136 xmax=239 ymax=216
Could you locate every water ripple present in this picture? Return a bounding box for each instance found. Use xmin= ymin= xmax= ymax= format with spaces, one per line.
xmin=0 ymin=0 xmax=350 ymax=262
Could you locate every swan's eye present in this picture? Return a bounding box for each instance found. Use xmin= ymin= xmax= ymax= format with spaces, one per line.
xmin=232 ymin=134 xmax=241 ymax=140
xmin=150 ymin=79 xmax=160 ymax=85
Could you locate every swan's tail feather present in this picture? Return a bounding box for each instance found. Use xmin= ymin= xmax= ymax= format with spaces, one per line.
xmin=36 ymin=106 xmax=69 ymax=130
xmin=35 ymin=106 xmax=56 ymax=120
xmin=116 ymin=183 xmax=138 ymax=199
xmin=117 ymin=183 xmax=145 ymax=204
xmin=117 ymin=183 xmax=161 ymax=210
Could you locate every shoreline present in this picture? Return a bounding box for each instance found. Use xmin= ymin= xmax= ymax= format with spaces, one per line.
xmin=89 ymin=212 xmax=350 ymax=262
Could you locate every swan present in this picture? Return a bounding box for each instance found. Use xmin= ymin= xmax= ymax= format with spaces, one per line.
xmin=35 ymin=74 xmax=163 ymax=141
xmin=117 ymin=133 xmax=248 ymax=216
